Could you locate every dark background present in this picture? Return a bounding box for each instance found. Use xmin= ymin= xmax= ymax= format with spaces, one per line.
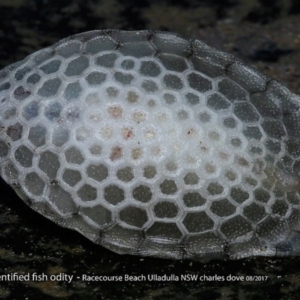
xmin=0 ymin=0 xmax=300 ymax=299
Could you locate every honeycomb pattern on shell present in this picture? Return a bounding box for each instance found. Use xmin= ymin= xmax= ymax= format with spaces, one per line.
xmin=1 ymin=30 xmax=300 ymax=261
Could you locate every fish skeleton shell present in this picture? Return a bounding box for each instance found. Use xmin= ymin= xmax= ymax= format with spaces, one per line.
xmin=1 ymin=29 xmax=300 ymax=262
